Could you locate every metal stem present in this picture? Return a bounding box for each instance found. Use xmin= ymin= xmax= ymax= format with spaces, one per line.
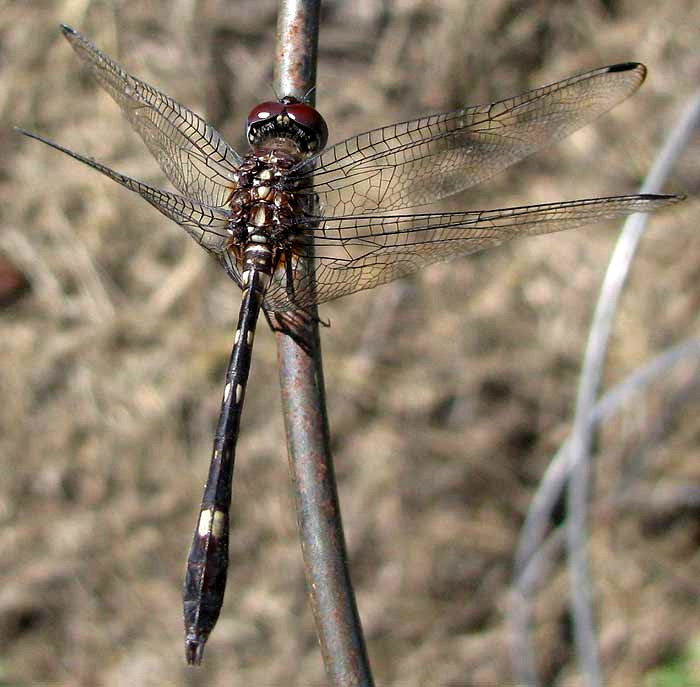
xmin=273 ymin=2 xmax=374 ymax=685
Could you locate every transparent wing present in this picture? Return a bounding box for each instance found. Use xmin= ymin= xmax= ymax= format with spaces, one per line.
xmin=290 ymin=63 xmax=647 ymax=216
xmin=61 ymin=24 xmax=241 ymax=208
xmin=19 ymin=129 xmax=230 ymax=253
xmin=262 ymin=194 xmax=681 ymax=311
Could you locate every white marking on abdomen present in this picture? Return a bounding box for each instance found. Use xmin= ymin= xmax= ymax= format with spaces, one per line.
xmin=212 ymin=510 xmax=226 ymax=538
xmin=198 ymin=509 xmax=213 ymax=536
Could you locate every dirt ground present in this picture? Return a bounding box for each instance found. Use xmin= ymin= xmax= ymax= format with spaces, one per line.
xmin=2 ymin=1 xmax=699 ymax=685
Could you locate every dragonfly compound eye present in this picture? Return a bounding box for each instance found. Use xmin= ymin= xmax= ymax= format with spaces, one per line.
xmin=246 ymin=97 xmax=328 ymax=153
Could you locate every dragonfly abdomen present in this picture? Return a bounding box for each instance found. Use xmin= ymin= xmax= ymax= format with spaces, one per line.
xmin=183 ymin=247 xmax=273 ymax=665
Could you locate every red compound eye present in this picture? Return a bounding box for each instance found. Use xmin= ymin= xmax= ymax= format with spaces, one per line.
xmin=246 ymin=101 xmax=285 ymax=128
xmin=246 ymin=97 xmax=328 ymax=153
xmin=284 ymin=102 xmax=328 ymax=150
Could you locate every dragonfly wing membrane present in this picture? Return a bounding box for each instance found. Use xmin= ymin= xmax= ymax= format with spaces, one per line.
xmin=61 ymin=25 xmax=240 ymax=208
xmin=293 ymin=63 xmax=646 ymax=215
xmin=262 ymin=194 xmax=680 ymax=311
xmin=19 ymin=129 xmax=230 ymax=254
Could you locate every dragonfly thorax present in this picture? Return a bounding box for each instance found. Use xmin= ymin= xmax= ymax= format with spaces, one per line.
xmin=225 ymin=151 xmax=310 ymax=272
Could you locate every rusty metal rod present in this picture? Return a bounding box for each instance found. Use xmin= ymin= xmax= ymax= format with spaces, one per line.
xmin=273 ymin=1 xmax=374 ymax=685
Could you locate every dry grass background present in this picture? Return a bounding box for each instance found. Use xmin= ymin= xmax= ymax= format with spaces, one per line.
xmin=2 ymin=1 xmax=699 ymax=685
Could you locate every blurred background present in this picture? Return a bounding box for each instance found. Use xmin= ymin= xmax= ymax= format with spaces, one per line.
xmin=2 ymin=1 xmax=699 ymax=685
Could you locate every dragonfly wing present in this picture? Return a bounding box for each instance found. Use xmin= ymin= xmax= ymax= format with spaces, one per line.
xmin=61 ymin=25 xmax=240 ymax=208
xmin=291 ymin=63 xmax=646 ymax=216
xmin=262 ymin=194 xmax=681 ymax=311
xmin=20 ymin=129 xmax=230 ymax=254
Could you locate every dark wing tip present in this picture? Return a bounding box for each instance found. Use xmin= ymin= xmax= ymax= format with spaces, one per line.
xmin=60 ymin=23 xmax=76 ymax=36
xmin=638 ymin=192 xmax=686 ymax=203
xmin=607 ymin=62 xmax=644 ymax=73
xmin=607 ymin=61 xmax=647 ymax=83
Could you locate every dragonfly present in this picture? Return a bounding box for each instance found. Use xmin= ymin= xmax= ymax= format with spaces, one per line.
xmin=20 ymin=25 xmax=682 ymax=665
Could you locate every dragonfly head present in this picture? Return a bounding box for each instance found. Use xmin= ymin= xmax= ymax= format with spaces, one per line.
xmin=246 ymin=96 xmax=328 ymax=155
